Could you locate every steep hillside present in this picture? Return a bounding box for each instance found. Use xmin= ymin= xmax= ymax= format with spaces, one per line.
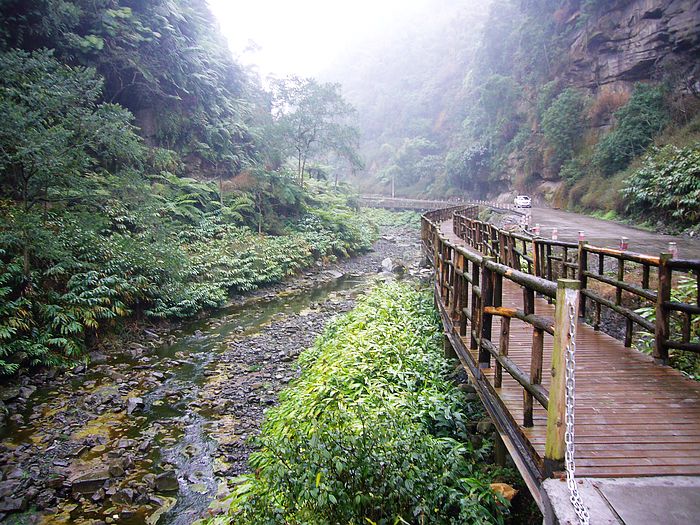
xmin=328 ymin=0 xmax=700 ymax=230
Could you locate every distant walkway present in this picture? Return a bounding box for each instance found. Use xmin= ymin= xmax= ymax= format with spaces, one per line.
xmin=530 ymin=207 xmax=700 ymax=260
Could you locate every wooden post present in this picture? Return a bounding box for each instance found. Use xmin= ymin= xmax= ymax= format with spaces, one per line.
xmin=577 ymin=241 xmax=588 ymax=319
xmin=524 ymin=328 xmax=544 ymax=428
xmin=470 ymin=259 xmax=480 ymax=351
xmin=533 ymin=239 xmax=541 ymax=278
xmin=499 ymin=231 xmax=507 ymax=264
xmin=444 ymin=334 xmax=457 ymax=360
xmin=546 ymin=244 xmax=553 ymax=304
xmin=496 ymin=317 xmax=510 ymax=389
xmin=544 ymin=279 xmax=581 ymax=477
xmin=654 ymin=253 xmax=672 ymax=364
xmin=479 ymin=257 xmax=495 ymax=369
xmin=459 ymin=255 xmax=469 ymax=336
xmin=595 ymin=254 xmax=604 ymax=331
xmin=494 ymin=432 xmax=506 ymax=467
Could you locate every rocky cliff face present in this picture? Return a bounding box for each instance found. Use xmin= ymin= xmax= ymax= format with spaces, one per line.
xmin=567 ymin=0 xmax=700 ymax=92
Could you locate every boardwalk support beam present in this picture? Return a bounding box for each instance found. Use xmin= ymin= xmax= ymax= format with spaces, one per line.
xmin=544 ymin=279 xmax=580 ymax=477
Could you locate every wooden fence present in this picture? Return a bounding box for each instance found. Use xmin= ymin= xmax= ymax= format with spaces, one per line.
xmin=422 ymin=207 xmax=700 ymax=474
xmin=449 ymin=210 xmax=700 ymax=363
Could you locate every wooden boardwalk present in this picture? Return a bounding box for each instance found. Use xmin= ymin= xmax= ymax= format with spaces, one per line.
xmin=435 ymin=219 xmax=700 ymax=523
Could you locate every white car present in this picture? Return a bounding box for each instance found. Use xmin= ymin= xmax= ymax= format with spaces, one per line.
xmin=514 ymin=195 xmax=531 ymax=208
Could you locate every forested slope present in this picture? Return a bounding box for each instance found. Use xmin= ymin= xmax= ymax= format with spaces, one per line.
xmin=0 ymin=0 xmax=370 ymax=374
xmin=327 ymin=0 xmax=700 ymax=231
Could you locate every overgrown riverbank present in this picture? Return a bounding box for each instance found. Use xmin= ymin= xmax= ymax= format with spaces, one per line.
xmin=203 ymin=282 xmax=523 ymax=525
xmin=0 ymin=218 xmax=423 ymax=524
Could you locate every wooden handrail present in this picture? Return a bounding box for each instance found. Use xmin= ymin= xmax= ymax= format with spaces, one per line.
xmin=451 ymin=210 xmax=700 ymax=360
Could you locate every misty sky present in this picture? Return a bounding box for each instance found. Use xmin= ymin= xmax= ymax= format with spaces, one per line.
xmin=207 ymin=0 xmax=434 ymax=78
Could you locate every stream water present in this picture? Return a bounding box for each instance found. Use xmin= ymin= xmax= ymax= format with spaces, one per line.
xmin=0 ymin=228 xmax=423 ymax=525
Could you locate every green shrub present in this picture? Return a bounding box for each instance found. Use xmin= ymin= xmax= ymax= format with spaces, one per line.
xmin=208 ymin=283 xmax=506 ymax=525
xmin=636 ymin=277 xmax=700 ymax=380
xmin=622 ymin=143 xmax=700 ymax=228
xmin=541 ymin=88 xmax=587 ymax=169
xmin=593 ymin=84 xmax=668 ymax=176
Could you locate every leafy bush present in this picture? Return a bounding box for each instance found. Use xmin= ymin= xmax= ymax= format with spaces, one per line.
xmin=362 ymin=208 xmax=422 ymax=229
xmin=622 ymin=143 xmax=700 ymax=228
xmin=593 ymin=84 xmax=668 ymax=176
xmin=541 ymin=88 xmax=587 ymax=169
xmin=636 ymin=277 xmax=700 ymax=380
xmin=0 ymin=182 xmax=378 ymax=373
xmin=208 ymin=283 xmax=506 ymax=525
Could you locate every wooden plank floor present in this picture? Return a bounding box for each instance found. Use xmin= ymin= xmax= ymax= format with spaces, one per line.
xmin=440 ymin=220 xmax=700 ymax=478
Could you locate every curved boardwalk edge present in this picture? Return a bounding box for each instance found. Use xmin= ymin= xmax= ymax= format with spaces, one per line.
xmin=422 ymin=206 xmax=700 ymax=525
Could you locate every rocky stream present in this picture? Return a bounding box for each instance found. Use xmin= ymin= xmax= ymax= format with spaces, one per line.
xmin=0 ymin=226 xmax=424 ymax=525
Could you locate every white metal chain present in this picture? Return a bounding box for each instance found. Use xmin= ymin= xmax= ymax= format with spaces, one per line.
xmin=565 ymin=303 xmax=590 ymax=525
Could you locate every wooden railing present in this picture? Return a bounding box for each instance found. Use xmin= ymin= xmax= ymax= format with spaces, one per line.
xmin=423 ymin=211 xmax=578 ymax=472
xmin=449 ymin=211 xmax=700 ymax=363
xmin=424 ymin=207 xmax=700 ymax=476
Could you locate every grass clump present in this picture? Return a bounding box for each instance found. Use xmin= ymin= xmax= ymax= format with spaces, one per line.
xmin=206 ymin=282 xmax=507 ymax=525
xmin=362 ymin=208 xmax=422 ymax=229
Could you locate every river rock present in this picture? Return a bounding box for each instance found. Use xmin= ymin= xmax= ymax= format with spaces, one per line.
xmin=0 ymin=495 xmax=27 ymax=512
xmin=112 ymin=488 xmax=134 ymax=505
xmin=71 ymin=469 xmax=110 ymax=495
xmin=108 ymin=464 xmax=125 ymax=478
xmin=154 ymin=471 xmax=178 ymax=492
xmin=476 ymin=419 xmax=494 ymax=434
xmin=127 ymin=397 xmax=144 ymax=415
xmin=0 ymin=386 xmax=20 ymax=402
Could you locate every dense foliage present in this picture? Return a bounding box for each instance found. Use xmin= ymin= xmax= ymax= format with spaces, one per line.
xmin=622 ymin=144 xmax=700 ymax=229
xmin=326 ymin=0 xmax=698 ymax=228
xmin=205 ymin=283 xmax=506 ymax=524
xmin=637 ymin=277 xmax=700 ymax=380
xmin=592 ymin=84 xmax=669 ymax=176
xmin=0 ymin=1 xmax=368 ymax=374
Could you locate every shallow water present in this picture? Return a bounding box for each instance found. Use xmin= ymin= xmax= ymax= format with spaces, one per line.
xmin=1 ymin=275 xmax=373 ymax=525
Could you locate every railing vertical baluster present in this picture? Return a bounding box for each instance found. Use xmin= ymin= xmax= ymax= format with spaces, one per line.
xmin=642 ymin=264 xmax=650 ymax=290
xmin=578 ymin=242 xmax=588 ymax=319
xmin=450 ymin=246 xmax=458 ymax=320
xmin=595 ymin=254 xmax=604 ymax=330
xmin=533 ymin=239 xmax=541 ymax=278
xmin=655 ymin=253 xmax=672 ymax=364
xmin=544 ymin=279 xmax=581 ymax=477
xmin=525 ymin=328 xmax=544 ymax=428
xmin=459 ymin=254 xmax=469 ymax=337
xmin=470 ymin=257 xmax=480 ymax=351
xmin=479 ymin=257 xmax=495 ymax=369
xmin=546 ymin=244 xmax=553 ymax=304
xmin=522 ymin=287 xmax=535 ymax=427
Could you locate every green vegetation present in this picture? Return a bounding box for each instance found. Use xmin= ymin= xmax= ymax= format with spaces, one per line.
xmin=622 ymin=144 xmax=700 ymax=230
xmin=592 ymin=84 xmax=669 ymax=177
xmin=327 ymin=1 xmax=698 ymax=229
xmin=0 ymin=1 xmax=368 ymax=374
xmin=541 ymin=88 xmax=587 ymax=171
xmin=637 ymin=277 xmax=700 ymax=380
xmin=206 ymin=283 xmax=508 ymax=524
xmin=362 ymin=208 xmax=422 ymax=229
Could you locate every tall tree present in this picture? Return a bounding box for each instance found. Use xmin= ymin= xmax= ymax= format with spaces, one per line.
xmin=0 ymin=49 xmax=143 ymax=275
xmin=270 ymin=76 xmax=362 ymax=186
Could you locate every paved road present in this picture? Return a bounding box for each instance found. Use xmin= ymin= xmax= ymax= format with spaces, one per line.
xmin=528 ymin=207 xmax=700 ymax=259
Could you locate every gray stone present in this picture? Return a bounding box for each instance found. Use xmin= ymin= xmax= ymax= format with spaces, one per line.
xmin=476 ymin=419 xmax=494 ymax=434
xmin=154 ymin=471 xmax=178 ymax=492
xmin=71 ymin=469 xmax=110 ymax=495
xmin=0 ymin=496 xmax=27 ymax=512
xmin=108 ymin=464 xmax=125 ymax=478
xmin=0 ymin=386 xmax=20 ymax=402
xmin=112 ymin=488 xmax=134 ymax=505
xmin=127 ymin=398 xmax=144 ymax=415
